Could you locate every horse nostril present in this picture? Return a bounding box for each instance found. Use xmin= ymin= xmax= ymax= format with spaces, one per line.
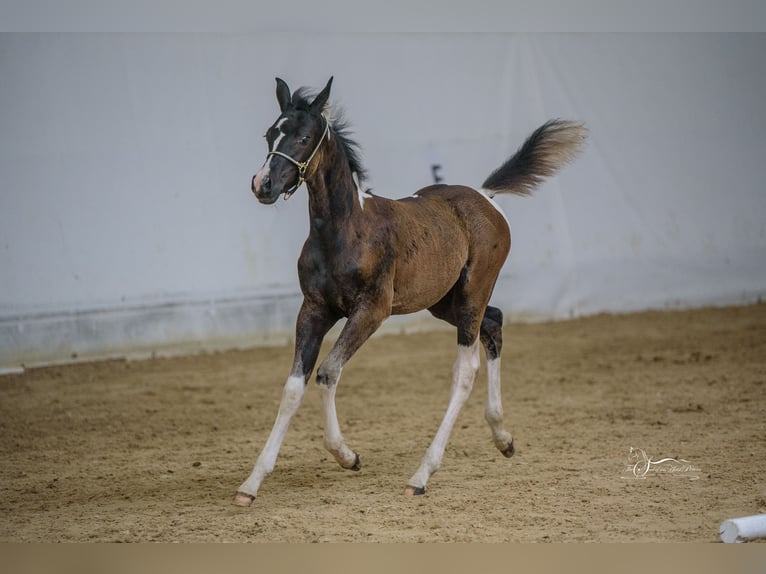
xmin=262 ymin=174 xmax=272 ymax=191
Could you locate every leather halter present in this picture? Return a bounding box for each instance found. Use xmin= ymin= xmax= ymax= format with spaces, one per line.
xmin=266 ymin=116 xmax=330 ymax=200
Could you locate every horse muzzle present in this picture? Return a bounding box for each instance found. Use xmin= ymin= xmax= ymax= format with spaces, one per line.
xmin=251 ymin=170 xmax=281 ymax=205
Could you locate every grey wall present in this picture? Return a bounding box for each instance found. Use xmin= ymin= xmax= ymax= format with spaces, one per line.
xmin=2 ymin=33 xmax=765 ymax=368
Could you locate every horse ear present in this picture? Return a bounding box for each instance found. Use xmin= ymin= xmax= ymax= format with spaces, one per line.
xmin=310 ymin=76 xmax=333 ymax=113
xmin=275 ymin=77 xmax=291 ymax=112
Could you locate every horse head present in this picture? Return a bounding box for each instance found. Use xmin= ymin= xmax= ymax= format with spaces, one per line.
xmin=251 ymin=77 xmax=333 ymax=204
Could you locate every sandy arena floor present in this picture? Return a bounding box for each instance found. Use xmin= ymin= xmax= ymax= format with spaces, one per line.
xmin=1 ymin=304 xmax=764 ymax=542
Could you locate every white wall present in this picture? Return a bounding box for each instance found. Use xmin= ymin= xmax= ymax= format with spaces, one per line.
xmin=1 ymin=33 xmax=765 ymax=367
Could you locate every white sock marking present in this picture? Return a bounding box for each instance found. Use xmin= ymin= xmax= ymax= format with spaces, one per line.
xmin=485 ymin=357 xmax=512 ymax=451
xmin=238 ymin=374 xmax=306 ymax=497
xmin=408 ymin=340 xmax=480 ymax=490
xmin=319 ymin=375 xmax=358 ymax=468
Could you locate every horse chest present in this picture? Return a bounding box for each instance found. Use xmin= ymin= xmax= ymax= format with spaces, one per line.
xmin=298 ymin=241 xmax=389 ymax=312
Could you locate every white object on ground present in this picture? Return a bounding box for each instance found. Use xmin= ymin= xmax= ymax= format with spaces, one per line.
xmin=719 ymin=514 xmax=766 ymax=543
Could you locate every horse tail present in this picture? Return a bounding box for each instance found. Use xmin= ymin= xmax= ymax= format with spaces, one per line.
xmin=481 ymin=119 xmax=587 ymax=197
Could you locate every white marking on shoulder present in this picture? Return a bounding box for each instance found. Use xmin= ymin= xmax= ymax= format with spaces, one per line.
xmin=322 ymin=112 xmax=332 ymax=140
xmin=476 ymin=188 xmax=511 ymax=232
xmin=353 ymin=172 xmax=372 ymax=210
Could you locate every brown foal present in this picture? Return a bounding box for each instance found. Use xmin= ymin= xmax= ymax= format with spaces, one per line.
xmin=236 ymin=77 xmax=586 ymax=505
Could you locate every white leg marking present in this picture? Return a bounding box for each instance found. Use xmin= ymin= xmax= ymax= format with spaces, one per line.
xmin=407 ymin=340 xmax=480 ymax=490
xmin=319 ymin=376 xmax=359 ymax=468
xmin=237 ymin=374 xmax=306 ymax=498
xmin=485 ymin=357 xmax=513 ymax=452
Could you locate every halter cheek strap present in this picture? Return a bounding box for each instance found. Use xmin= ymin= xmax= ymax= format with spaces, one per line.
xmin=266 ymin=117 xmax=330 ymax=200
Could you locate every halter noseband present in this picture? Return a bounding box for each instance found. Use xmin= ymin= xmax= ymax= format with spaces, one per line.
xmin=266 ymin=116 xmax=330 ymax=200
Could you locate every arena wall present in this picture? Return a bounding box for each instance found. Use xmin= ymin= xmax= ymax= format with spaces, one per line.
xmin=2 ymin=33 xmax=765 ymax=368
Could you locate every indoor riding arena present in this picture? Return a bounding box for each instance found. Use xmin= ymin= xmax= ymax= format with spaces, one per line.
xmin=2 ymin=32 xmax=765 ymax=543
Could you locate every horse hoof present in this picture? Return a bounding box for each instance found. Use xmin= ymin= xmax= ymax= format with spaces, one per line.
xmin=501 ymin=440 xmax=515 ymax=458
xmin=404 ymin=485 xmax=426 ymax=496
xmin=350 ymin=453 xmax=362 ymax=471
xmin=232 ymin=491 xmax=255 ymax=507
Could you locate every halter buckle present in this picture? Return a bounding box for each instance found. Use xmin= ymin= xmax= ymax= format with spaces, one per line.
xmin=282 ymin=162 xmax=308 ymax=201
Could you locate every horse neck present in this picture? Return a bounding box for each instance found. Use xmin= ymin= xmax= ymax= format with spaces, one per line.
xmin=305 ymin=138 xmax=360 ymax=237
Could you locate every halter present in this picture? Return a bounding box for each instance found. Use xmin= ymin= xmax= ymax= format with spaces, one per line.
xmin=266 ymin=116 xmax=330 ymax=200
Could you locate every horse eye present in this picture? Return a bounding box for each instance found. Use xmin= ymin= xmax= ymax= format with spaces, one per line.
xmin=300 ymin=136 xmax=310 ymax=144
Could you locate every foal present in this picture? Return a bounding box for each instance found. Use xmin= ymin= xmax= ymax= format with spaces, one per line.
xmin=236 ymin=77 xmax=586 ymax=505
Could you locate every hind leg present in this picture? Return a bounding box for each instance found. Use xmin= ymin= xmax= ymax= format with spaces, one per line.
xmin=404 ymin=287 xmax=485 ymax=495
xmin=481 ymin=306 xmax=514 ymax=457
xmin=405 ymin=336 xmax=480 ymax=495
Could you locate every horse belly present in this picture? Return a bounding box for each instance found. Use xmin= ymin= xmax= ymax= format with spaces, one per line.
xmin=390 ymin=243 xmax=467 ymax=315
xmin=390 ymin=283 xmax=455 ymax=315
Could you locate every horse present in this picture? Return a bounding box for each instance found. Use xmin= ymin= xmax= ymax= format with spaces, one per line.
xmin=235 ymin=76 xmax=586 ymax=506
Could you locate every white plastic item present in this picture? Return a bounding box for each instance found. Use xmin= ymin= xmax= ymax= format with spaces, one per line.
xmin=719 ymin=514 xmax=766 ymax=543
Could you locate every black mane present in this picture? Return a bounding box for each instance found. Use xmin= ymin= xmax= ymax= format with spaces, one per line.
xmin=292 ymin=87 xmax=368 ymax=184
